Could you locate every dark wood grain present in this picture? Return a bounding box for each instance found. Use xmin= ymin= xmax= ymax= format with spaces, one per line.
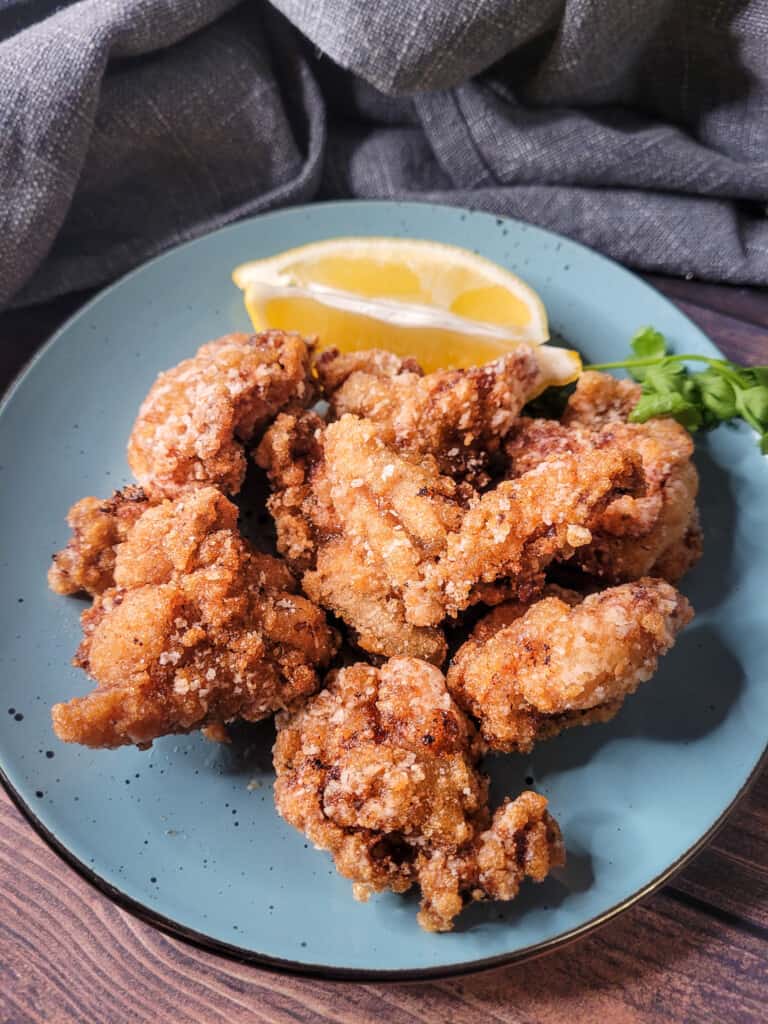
xmin=1 ymin=778 xmax=765 ymax=1024
xmin=648 ymin=274 xmax=768 ymax=332
xmin=1 ymin=274 xmax=766 ymax=1023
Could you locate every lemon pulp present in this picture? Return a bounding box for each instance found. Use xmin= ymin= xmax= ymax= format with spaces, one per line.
xmin=233 ymin=236 xmax=579 ymax=384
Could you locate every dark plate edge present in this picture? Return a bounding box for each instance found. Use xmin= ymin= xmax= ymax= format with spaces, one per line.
xmin=2 ymin=731 xmax=766 ymax=982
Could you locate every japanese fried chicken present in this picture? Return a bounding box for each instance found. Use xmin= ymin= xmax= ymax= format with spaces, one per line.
xmin=273 ymin=657 xmax=565 ymax=932
xmin=447 ymin=578 xmax=692 ymax=752
xmin=47 ymin=322 xmax=702 ymax=937
xmin=48 ymin=486 xmax=149 ymax=596
xmin=505 ymin=372 xmax=702 ymax=582
xmin=561 ymin=370 xmax=643 ymax=427
xmin=257 ymin=407 xmax=644 ymax=662
xmin=315 ymin=345 xmax=544 ymax=484
xmin=52 ymin=487 xmax=338 ymax=749
xmin=127 ymin=330 xmax=315 ymax=499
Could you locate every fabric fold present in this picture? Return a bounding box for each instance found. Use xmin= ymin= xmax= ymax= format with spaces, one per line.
xmin=3 ymin=0 xmax=768 ymax=307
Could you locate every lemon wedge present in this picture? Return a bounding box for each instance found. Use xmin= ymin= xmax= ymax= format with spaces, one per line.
xmin=232 ymin=236 xmax=580 ymax=386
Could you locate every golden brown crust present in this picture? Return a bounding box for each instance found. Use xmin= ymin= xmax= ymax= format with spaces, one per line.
xmin=467 ymin=585 xmax=583 ymax=643
xmin=48 ymin=486 xmax=149 ymax=596
xmin=314 ymin=347 xmax=421 ymax=393
xmin=127 ymin=331 xmax=314 ymax=499
xmin=304 ymin=540 xmax=448 ymax=664
xmin=316 ymin=346 xmax=543 ymax=485
xmin=254 ymin=407 xmax=331 ymax=573
xmin=416 ymin=443 xmax=643 ymax=623
xmin=505 ymin=388 xmax=700 ymax=583
xmin=257 ymin=410 xmax=462 ymax=662
xmin=258 ymin=408 xmax=644 ymax=662
xmin=651 ymin=509 xmax=703 ymax=581
xmin=447 ymin=578 xmax=693 ymax=752
xmin=273 ymin=657 xmax=564 ymax=931
xmin=52 ymin=487 xmax=338 ymax=749
xmin=561 ymin=370 xmax=642 ymax=427
xmin=416 ymin=791 xmax=565 ymax=932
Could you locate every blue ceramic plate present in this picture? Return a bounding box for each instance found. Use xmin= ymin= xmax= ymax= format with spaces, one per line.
xmin=1 ymin=201 xmax=766 ymax=979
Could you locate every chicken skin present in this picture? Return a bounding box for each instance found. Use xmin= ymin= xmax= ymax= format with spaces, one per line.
xmin=561 ymin=370 xmax=643 ymax=428
xmin=315 ymin=346 xmax=544 ymax=484
xmin=127 ymin=331 xmax=314 ymax=499
xmin=447 ymin=579 xmax=693 ymax=752
xmin=505 ymin=372 xmax=702 ymax=582
xmin=52 ymin=487 xmax=338 ymax=749
xmin=48 ymin=486 xmax=150 ymax=596
xmin=273 ymin=657 xmax=565 ymax=931
xmin=257 ymin=409 xmax=643 ymax=662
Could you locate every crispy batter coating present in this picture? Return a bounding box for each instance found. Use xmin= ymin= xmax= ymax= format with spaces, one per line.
xmin=303 ymin=417 xmax=465 ymax=661
xmin=505 ymin=377 xmax=701 ymax=582
xmin=447 ymin=579 xmax=693 ymax=752
xmin=52 ymin=487 xmax=337 ymax=749
xmin=414 ymin=442 xmax=642 ymax=624
xmin=314 ymin=348 xmax=421 ymax=393
xmin=253 ymin=407 xmax=330 ymax=573
xmin=257 ymin=410 xmax=642 ymax=662
xmin=316 ymin=346 xmax=543 ymax=484
xmin=257 ymin=409 xmax=456 ymax=662
xmin=256 ymin=406 xmax=449 ymax=662
xmin=309 ymin=540 xmax=449 ymax=664
xmin=467 ymin=584 xmax=582 ymax=643
xmin=273 ymin=657 xmax=565 ymax=931
xmin=651 ymin=509 xmax=703 ymax=581
xmin=562 ymin=370 xmax=642 ymax=427
xmin=48 ymin=486 xmax=150 ymax=596
xmin=127 ymin=331 xmax=314 ymax=499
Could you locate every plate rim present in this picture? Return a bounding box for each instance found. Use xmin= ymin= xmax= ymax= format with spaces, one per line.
xmin=3 ymin=747 xmax=765 ymax=982
xmin=2 ymin=198 xmax=766 ymax=980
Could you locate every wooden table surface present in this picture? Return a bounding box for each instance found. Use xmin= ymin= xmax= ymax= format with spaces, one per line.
xmin=1 ymin=275 xmax=767 ymax=1024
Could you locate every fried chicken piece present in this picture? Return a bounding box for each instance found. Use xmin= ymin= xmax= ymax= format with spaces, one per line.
xmin=315 ymin=346 xmax=543 ymax=484
xmin=560 ymin=370 xmax=703 ymax=579
xmin=257 ymin=411 xmax=643 ymax=661
xmin=447 ymin=579 xmax=693 ymax=752
xmin=309 ymin=540 xmax=449 ymax=664
xmin=257 ymin=408 xmax=449 ymax=661
xmin=314 ymin=347 xmax=421 ymax=393
xmin=273 ymin=657 xmax=565 ymax=932
xmin=562 ymin=370 xmax=642 ymax=427
xmin=253 ymin=407 xmax=330 ymax=573
xmin=257 ymin=409 xmax=458 ymax=662
xmin=467 ymin=584 xmax=582 ymax=643
xmin=651 ymin=509 xmax=703 ymax=580
xmin=127 ymin=331 xmax=314 ymax=499
xmin=505 ymin=385 xmax=700 ymax=582
xmin=48 ymin=486 xmax=150 ymax=596
xmin=303 ymin=417 xmax=468 ymax=656
xmin=411 ymin=439 xmax=643 ymax=624
xmin=51 ymin=487 xmax=337 ymax=749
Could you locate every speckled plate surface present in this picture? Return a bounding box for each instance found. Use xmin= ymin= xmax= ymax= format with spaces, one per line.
xmin=1 ymin=201 xmax=766 ymax=979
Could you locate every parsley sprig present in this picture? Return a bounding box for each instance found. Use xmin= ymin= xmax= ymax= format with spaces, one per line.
xmin=586 ymin=327 xmax=768 ymax=454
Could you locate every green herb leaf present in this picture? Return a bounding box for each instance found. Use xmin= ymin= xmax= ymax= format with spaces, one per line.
xmin=630 ymin=390 xmax=703 ymax=430
xmin=643 ymin=362 xmax=684 ymax=394
xmin=741 ymin=366 xmax=768 ymax=388
xmin=736 ymin=386 xmax=768 ymax=430
xmin=631 ymin=327 xmax=667 ymax=361
xmin=585 ymin=328 xmax=768 ymax=454
xmin=696 ymin=369 xmax=737 ymax=421
xmin=628 ymin=328 xmax=668 ymax=382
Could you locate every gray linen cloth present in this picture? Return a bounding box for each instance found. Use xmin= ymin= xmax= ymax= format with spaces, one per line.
xmin=2 ymin=0 xmax=768 ymax=309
